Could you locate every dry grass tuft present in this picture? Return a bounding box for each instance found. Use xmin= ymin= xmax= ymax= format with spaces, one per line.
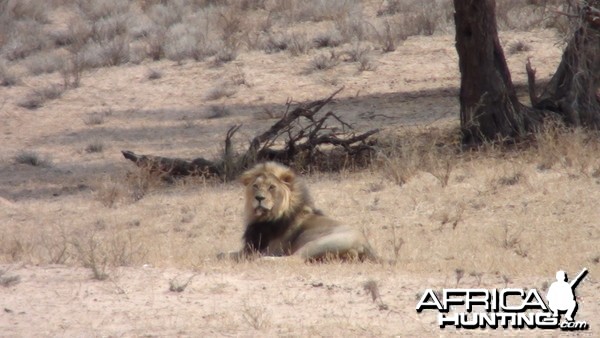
xmin=204 ymin=83 xmax=237 ymax=101
xmin=18 ymin=85 xmax=65 ymax=110
xmin=0 ymin=269 xmax=21 ymax=287
xmin=309 ymin=52 xmax=339 ymax=71
xmin=14 ymin=151 xmax=51 ymax=167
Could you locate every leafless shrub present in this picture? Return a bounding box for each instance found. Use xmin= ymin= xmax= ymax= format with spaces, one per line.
xmin=14 ymin=150 xmax=51 ymax=167
xmin=0 ymin=60 xmax=19 ymax=86
xmin=4 ymin=0 xmax=49 ymax=23
xmin=534 ymin=121 xmax=600 ymax=175
xmin=497 ymin=172 xmax=523 ymax=186
xmin=95 ymin=177 xmax=128 ymax=208
xmin=78 ymin=0 xmax=130 ymax=22
xmin=377 ymin=129 xmax=459 ymax=186
xmin=206 ymin=105 xmax=231 ymax=119
xmin=242 ymin=302 xmax=271 ymax=330
xmin=147 ymin=3 xmax=183 ymax=28
xmin=61 ymin=52 xmax=85 ymax=88
xmin=72 ymin=229 xmax=109 ymax=280
xmin=164 ymin=22 xmax=219 ymax=62
xmin=309 ymin=52 xmax=339 ymax=71
xmin=103 ymin=36 xmax=131 ymax=66
xmin=18 ymin=85 xmax=65 ymax=110
xmin=508 ymin=40 xmax=532 ymax=55
xmin=313 ymin=29 xmax=343 ymax=48
xmin=2 ymin=20 xmax=47 ymax=60
xmin=24 ymin=52 xmax=65 ymax=75
xmin=204 ymin=83 xmax=236 ymax=101
xmin=262 ymin=33 xmax=291 ymax=54
xmin=83 ymin=110 xmax=111 ymax=126
xmin=147 ymin=68 xmax=162 ymax=80
xmin=373 ymin=20 xmax=406 ymax=53
xmin=335 ymin=8 xmax=370 ymax=42
xmin=86 ymin=142 xmax=104 ymax=153
xmin=91 ymin=14 xmax=130 ymax=42
xmin=146 ymin=28 xmax=167 ymax=60
xmin=0 ymin=270 xmax=21 ymax=287
xmin=211 ymin=48 xmax=237 ymax=67
xmin=357 ymin=53 xmax=376 ymax=72
xmin=295 ymin=0 xmax=360 ymax=23
xmin=229 ymin=66 xmax=248 ymax=86
xmin=287 ymin=32 xmax=311 ymax=56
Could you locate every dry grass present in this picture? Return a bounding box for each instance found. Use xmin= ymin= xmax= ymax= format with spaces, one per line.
xmin=17 ymin=85 xmax=65 ymax=110
xmin=14 ymin=151 xmax=51 ymax=167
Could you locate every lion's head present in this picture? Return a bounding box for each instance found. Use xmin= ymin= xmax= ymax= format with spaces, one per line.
xmin=240 ymin=162 xmax=313 ymax=222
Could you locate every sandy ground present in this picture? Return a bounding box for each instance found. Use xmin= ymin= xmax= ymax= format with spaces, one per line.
xmin=1 ymin=25 xmax=599 ymax=336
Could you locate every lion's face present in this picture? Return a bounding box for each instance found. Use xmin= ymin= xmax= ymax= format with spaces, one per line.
xmin=240 ymin=162 xmax=295 ymax=221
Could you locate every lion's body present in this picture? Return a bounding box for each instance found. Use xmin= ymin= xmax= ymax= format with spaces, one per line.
xmin=221 ymin=162 xmax=378 ymax=262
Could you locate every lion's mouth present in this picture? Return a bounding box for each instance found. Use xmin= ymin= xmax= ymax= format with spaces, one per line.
xmin=254 ymin=205 xmax=270 ymax=217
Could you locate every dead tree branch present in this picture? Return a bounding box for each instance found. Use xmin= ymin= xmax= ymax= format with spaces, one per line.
xmin=121 ymin=87 xmax=379 ymax=180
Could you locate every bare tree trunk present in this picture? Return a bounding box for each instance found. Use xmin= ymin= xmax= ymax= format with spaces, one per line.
xmin=528 ymin=1 xmax=600 ymax=127
xmin=454 ymin=0 xmax=542 ymax=144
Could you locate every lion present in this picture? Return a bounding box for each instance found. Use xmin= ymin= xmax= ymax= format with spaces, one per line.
xmin=218 ymin=162 xmax=379 ymax=262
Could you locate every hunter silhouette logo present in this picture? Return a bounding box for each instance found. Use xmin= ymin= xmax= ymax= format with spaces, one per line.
xmin=416 ymin=268 xmax=589 ymax=330
xmin=547 ymin=269 xmax=588 ymax=322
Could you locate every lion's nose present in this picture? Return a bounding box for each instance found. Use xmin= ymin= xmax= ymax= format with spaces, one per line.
xmin=255 ymin=195 xmax=265 ymax=202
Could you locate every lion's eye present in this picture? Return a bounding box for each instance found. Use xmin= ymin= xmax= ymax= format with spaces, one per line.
xmin=268 ymin=185 xmax=276 ymax=191
xmin=252 ymin=184 xmax=259 ymax=190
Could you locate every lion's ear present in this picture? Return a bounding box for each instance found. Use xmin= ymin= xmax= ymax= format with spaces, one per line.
xmin=279 ymin=170 xmax=295 ymax=185
xmin=240 ymin=171 xmax=255 ymax=186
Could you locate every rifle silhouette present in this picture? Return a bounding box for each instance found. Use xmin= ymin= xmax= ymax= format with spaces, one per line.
xmin=569 ymin=268 xmax=588 ymax=289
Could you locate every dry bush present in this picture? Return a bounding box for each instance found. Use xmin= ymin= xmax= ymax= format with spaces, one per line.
xmin=85 ymin=141 xmax=105 ymax=153
xmin=77 ymin=0 xmax=130 ymax=22
xmin=0 ymin=60 xmax=19 ymax=86
xmin=204 ymin=83 xmax=237 ymax=101
xmin=273 ymin=0 xmax=361 ymax=23
xmin=287 ymin=32 xmax=312 ymax=56
xmin=24 ymin=52 xmax=65 ymax=75
xmin=0 ymin=270 xmax=21 ymax=287
xmin=18 ymin=85 xmax=65 ymax=109
xmin=507 ymin=40 xmax=532 ymax=55
xmin=533 ymin=122 xmax=600 ymax=175
xmin=206 ymin=105 xmax=231 ymax=119
xmin=1 ymin=20 xmax=47 ymax=61
xmin=309 ymin=51 xmax=339 ymax=71
xmin=95 ymin=176 xmax=130 ymax=208
xmin=242 ymin=302 xmax=271 ymax=330
xmin=261 ymin=33 xmax=291 ymax=54
xmin=376 ymin=128 xmax=460 ymax=186
xmin=14 ymin=150 xmax=51 ymax=167
xmin=72 ymin=229 xmax=109 ymax=280
xmin=344 ymin=42 xmax=376 ymax=71
xmin=313 ymin=29 xmax=343 ymax=48
xmin=211 ymin=48 xmax=238 ymax=67
xmin=147 ymin=68 xmax=162 ymax=80
xmin=83 ymin=110 xmax=110 ymax=126
xmin=3 ymin=0 xmax=49 ymax=23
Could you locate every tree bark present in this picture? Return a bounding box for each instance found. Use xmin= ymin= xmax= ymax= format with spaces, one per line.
xmin=454 ymin=0 xmax=541 ymax=144
xmin=528 ymin=1 xmax=600 ymax=127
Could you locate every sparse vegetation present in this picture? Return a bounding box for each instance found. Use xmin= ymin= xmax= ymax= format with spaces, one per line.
xmin=0 ymin=270 xmax=21 ymax=287
xmin=14 ymin=151 xmax=50 ymax=167
xmin=86 ymin=142 xmax=104 ymax=153
xmin=309 ymin=52 xmax=339 ymax=71
xmin=18 ymin=85 xmax=65 ymax=110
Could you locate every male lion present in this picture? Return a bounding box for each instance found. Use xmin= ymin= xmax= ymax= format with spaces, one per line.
xmin=218 ymin=162 xmax=379 ymax=262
